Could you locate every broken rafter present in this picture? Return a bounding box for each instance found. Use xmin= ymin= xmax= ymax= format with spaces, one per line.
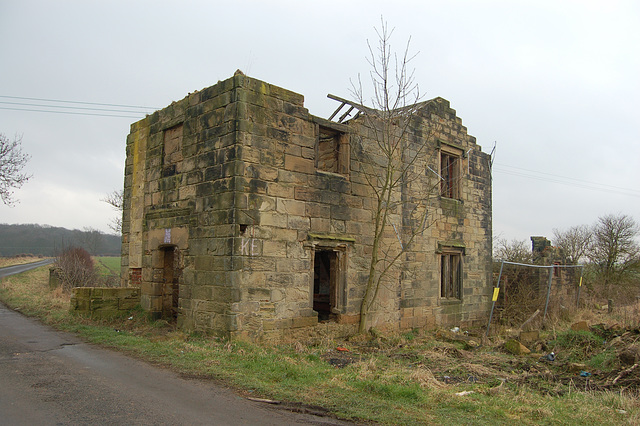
xmin=327 ymin=101 xmax=346 ymax=122
xmin=338 ymin=105 xmax=355 ymax=123
xmin=326 ymin=94 xmax=430 ymax=123
xmin=327 ymin=94 xmax=377 ymax=123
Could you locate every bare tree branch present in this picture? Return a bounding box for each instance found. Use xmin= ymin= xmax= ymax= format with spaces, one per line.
xmin=0 ymin=133 xmax=32 ymax=206
xmin=552 ymin=225 xmax=591 ymax=265
xmin=101 ymin=190 xmax=123 ymax=234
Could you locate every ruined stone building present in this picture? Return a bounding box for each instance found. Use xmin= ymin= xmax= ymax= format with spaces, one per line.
xmin=530 ymin=236 xmax=581 ymax=306
xmin=121 ymin=73 xmax=493 ymax=341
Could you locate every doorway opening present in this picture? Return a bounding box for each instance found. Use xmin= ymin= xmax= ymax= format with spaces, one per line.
xmin=161 ymin=246 xmax=181 ymax=321
xmin=313 ymin=250 xmax=339 ymax=321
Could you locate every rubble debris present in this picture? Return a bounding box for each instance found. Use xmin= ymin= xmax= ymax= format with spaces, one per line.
xmin=504 ymin=339 xmax=531 ymax=355
xmin=247 ymin=397 xmax=281 ymax=404
xmin=519 ymin=330 xmax=540 ymax=344
xmin=618 ymin=344 xmax=640 ymax=366
xmin=571 ymin=321 xmax=589 ymax=331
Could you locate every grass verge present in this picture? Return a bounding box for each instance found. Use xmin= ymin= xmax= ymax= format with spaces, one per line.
xmin=1 ymin=265 xmax=639 ymax=425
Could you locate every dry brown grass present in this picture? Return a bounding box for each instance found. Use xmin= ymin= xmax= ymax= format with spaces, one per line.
xmin=409 ymin=366 xmax=447 ymax=389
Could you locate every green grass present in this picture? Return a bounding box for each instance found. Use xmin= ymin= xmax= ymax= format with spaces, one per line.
xmin=95 ymin=256 xmax=120 ymax=275
xmin=1 ymin=265 xmax=639 ymax=425
xmin=588 ymin=349 xmax=618 ymax=370
xmin=549 ymin=330 xmax=605 ymax=362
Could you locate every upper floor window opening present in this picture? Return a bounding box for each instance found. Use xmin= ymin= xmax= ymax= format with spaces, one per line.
xmin=317 ymin=125 xmax=349 ymax=176
xmin=440 ymin=144 xmax=462 ymax=200
xmin=162 ymin=123 xmax=184 ymax=177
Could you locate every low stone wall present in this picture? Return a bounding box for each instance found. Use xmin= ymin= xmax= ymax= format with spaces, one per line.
xmin=70 ymin=287 xmax=141 ymax=318
xmin=240 ymin=321 xmax=359 ymax=344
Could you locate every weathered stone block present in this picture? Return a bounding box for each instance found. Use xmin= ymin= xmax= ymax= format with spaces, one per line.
xmin=259 ymin=211 xmax=287 ymax=228
xmin=504 ymin=339 xmax=531 ymax=355
xmin=262 ymin=240 xmax=287 ymax=257
xmin=266 ymin=183 xmax=295 ymax=198
xmin=278 ymin=170 xmax=308 ymax=185
xmin=310 ymin=217 xmax=331 ymax=232
xmin=284 ymin=155 xmax=314 ymax=174
xmin=305 ymin=202 xmax=331 ymax=218
xmin=287 ymin=215 xmax=310 ymax=231
xmin=276 ymin=199 xmax=306 ymax=216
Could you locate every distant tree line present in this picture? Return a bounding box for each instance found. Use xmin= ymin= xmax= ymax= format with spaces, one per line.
xmin=0 ymin=223 xmax=121 ymax=257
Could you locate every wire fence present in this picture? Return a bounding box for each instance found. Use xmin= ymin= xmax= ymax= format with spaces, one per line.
xmin=486 ymin=260 xmax=584 ymax=336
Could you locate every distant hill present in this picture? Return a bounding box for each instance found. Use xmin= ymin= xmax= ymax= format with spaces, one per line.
xmin=0 ymin=224 xmax=121 ymax=257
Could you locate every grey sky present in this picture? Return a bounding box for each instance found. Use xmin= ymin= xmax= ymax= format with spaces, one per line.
xmin=1 ymin=0 xmax=638 ymax=245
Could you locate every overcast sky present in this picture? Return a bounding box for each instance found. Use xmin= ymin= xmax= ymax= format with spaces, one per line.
xmin=1 ymin=0 xmax=638 ymax=246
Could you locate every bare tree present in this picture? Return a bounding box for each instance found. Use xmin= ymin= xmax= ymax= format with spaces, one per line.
xmin=493 ymin=238 xmax=532 ymax=263
xmin=102 ymin=189 xmax=123 ymax=234
xmin=587 ymin=214 xmax=640 ymax=297
xmin=552 ymin=225 xmax=591 ymax=264
xmin=350 ymin=20 xmax=441 ymax=333
xmin=0 ymin=133 xmax=31 ymax=206
xmin=80 ymin=226 xmax=104 ymax=255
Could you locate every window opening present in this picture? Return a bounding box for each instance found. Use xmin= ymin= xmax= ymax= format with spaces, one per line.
xmin=440 ymin=151 xmax=460 ymax=199
xmin=314 ymin=250 xmax=338 ymax=321
xmin=441 ymin=251 xmax=462 ymax=299
xmin=162 ymin=123 xmax=184 ymax=177
xmin=317 ymin=126 xmax=348 ymax=175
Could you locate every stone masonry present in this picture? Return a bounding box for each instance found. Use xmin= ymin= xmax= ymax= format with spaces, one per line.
xmin=70 ymin=287 xmax=140 ymax=319
xmin=121 ymin=73 xmax=493 ymax=341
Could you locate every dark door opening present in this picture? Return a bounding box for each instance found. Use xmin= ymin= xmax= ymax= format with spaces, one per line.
xmin=162 ymin=247 xmax=180 ymax=321
xmin=314 ymin=250 xmax=338 ymax=321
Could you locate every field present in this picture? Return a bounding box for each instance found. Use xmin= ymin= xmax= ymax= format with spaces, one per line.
xmin=95 ymin=256 xmax=120 ymax=273
xmin=1 ymin=261 xmax=639 ymax=425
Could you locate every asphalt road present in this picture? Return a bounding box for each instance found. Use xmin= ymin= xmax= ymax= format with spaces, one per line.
xmin=0 ymin=259 xmax=54 ymax=278
xmin=0 ymin=264 xmax=352 ymax=425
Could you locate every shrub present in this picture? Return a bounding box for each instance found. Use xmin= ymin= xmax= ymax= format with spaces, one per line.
xmin=549 ymin=329 xmax=604 ymax=362
xmin=54 ymin=246 xmax=97 ymax=291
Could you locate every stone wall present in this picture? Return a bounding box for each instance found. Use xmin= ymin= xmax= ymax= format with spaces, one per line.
xmin=70 ymin=287 xmax=140 ymax=318
xmin=121 ymin=73 xmax=493 ymax=341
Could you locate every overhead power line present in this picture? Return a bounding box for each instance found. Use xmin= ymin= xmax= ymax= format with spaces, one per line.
xmin=0 ymin=95 xmax=159 ymax=110
xmin=493 ymin=163 xmax=640 ymax=198
xmin=0 ymin=95 xmax=159 ymax=118
xmin=0 ymin=106 xmax=143 ymax=119
xmin=1 ymin=100 xmax=155 ymax=114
